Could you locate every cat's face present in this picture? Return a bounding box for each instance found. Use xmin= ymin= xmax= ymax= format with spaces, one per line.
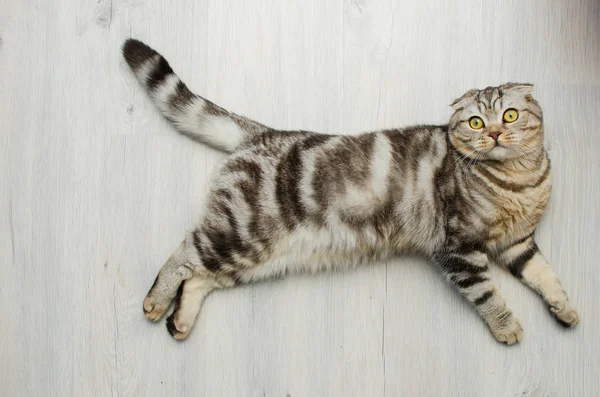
xmin=448 ymin=83 xmax=544 ymax=161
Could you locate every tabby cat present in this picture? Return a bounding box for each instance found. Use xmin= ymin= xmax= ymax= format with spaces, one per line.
xmin=122 ymin=39 xmax=579 ymax=344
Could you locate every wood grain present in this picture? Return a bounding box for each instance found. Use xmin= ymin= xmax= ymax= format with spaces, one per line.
xmin=1 ymin=0 xmax=598 ymax=396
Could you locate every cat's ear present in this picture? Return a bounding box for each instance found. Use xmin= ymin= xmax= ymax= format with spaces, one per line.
xmin=450 ymin=89 xmax=478 ymax=110
xmin=502 ymin=83 xmax=534 ymax=100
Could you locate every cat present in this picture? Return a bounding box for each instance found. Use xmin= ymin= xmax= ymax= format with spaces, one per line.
xmin=122 ymin=39 xmax=579 ymax=344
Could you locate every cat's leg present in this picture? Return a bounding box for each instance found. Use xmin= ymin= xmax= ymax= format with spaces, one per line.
xmin=434 ymin=249 xmax=523 ymax=344
xmin=142 ymin=226 xmax=237 ymax=339
xmin=159 ymin=219 xmax=255 ymax=339
xmin=143 ymin=240 xmax=197 ymax=321
xmin=142 ymin=229 xmax=236 ymax=339
xmin=496 ymin=235 xmax=579 ymax=327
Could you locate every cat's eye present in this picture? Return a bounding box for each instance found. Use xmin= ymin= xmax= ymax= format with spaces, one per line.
xmin=503 ymin=109 xmax=519 ymax=123
xmin=469 ymin=117 xmax=484 ymax=130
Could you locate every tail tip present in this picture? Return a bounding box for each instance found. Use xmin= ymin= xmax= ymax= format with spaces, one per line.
xmin=122 ymin=39 xmax=157 ymax=71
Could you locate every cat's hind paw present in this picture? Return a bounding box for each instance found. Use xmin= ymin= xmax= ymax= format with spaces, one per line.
xmin=143 ymin=265 xmax=193 ymax=321
xmin=165 ymin=274 xmax=216 ymax=341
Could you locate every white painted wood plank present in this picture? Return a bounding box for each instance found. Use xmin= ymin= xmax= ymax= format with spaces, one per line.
xmin=0 ymin=0 xmax=598 ymax=396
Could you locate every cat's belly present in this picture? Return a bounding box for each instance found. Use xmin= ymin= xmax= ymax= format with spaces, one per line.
xmin=234 ymin=207 xmax=443 ymax=283
xmin=234 ymin=219 xmax=391 ymax=282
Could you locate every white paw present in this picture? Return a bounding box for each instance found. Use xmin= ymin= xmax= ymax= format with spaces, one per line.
xmin=550 ymin=300 xmax=579 ymax=327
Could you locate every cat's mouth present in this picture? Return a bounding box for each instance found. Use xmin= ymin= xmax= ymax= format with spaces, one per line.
xmin=481 ymin=142 xmax=503 ymax=153
xmin=489 ymin=140 xmax=509 ymax=150
xmin=485 ymin=144 xmax=515 ymax=160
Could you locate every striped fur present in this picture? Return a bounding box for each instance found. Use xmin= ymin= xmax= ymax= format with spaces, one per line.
xmin=122 ymin=39 xmax=267 ymax=152
xmin=123 ymin=39 xmax=578 ymax=343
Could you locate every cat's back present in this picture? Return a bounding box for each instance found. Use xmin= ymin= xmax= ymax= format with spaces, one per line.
xmin=210 ymin=126 xmax=449 ymax=258
xmin=225 ymin=126 xmax=449 ymax=230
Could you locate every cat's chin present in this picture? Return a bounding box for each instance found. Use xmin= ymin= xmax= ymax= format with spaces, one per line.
xmin=483 ymin=145 xmax=517 ymax=161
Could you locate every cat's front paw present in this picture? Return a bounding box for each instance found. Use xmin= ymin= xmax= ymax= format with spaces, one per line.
xmin=549 ymin=300 xmax=579 ymax=328
xmin=490 ymin=313 xmax=523 ymax=345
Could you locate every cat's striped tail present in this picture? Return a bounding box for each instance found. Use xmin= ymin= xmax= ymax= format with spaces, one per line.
xmin=122 ymin=39 xmax=268 ymax=152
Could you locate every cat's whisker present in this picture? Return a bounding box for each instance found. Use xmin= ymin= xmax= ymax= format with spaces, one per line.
xmin=453 ymin=147 xmax=479 ymax=167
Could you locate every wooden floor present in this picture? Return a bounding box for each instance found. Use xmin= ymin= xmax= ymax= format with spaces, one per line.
xmin=1 ymin=0 xmax=599 ymax=396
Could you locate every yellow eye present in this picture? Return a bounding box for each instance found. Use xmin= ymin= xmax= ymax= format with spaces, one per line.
xmin=469 ymin=117 xmax=484 ymax=130
xmin=503 ymin=109 xmax=519 ymax=123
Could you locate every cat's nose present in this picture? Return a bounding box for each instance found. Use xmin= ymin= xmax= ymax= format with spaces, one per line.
xmin=489 ymin=131 xmax=502 ymax=141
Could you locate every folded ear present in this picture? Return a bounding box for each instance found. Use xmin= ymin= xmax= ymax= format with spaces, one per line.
xmin=502 ymin=83 xmax=534 ymax=100
xmin=450 ymin=89 xmax=478 ymax=109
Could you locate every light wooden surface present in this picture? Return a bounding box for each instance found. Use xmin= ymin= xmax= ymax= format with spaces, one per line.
xmin=1 ymin=0 xmax=599 ymax=396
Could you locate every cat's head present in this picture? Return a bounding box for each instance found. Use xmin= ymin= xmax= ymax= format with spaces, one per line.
xmin=448 ymin=83 xmax=543 ymax=161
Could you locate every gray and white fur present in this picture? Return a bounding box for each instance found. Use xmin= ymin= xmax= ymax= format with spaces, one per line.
xmin=122 ymin=39 xmax=579 ymax=343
